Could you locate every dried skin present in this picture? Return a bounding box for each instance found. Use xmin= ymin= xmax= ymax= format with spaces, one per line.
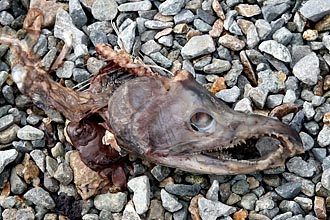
xmin=0 ymin=7 xmax=306 ymax=187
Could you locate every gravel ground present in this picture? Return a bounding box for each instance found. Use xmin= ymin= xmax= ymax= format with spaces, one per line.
xmin=1 ymin=0 xmax=330 ymax=219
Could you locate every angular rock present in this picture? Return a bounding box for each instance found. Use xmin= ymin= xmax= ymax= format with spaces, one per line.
xmin=118 ymin=0 xmax=152 ymax=12
xmin=127 ymin=175 xmax=150 ymax=215
xmin=299 ymin=0 xmax=330 ymax=22
xmin=258 ymin=40 xmax=291 ymax=62
xmin=159 ymin=0 xmax=185 ymax=16
xmin=215 ymin=86 xmax=240 ymax=103
xmin=24 ymin=187 xmax=55 ymax=209
xmin=17 ymin=125 xmax=44 ymax=141
xmin=91 ymin=0 xmax=118 ymax=21
xmin=275 ymin=182 xmax=302 ymax=199
xmin=161 ymin=189 xmax=182 ymax=212
xmin=94 ymin=192 xmax=127 ymax=212
xmin=181 ymin=35 xmax=215 ymax=59
xmin=198 ymin=197 xmax=236 ymax=220
xmin=292 ymin=53 xmax=320 ymax=85
xmin=0 ymin=149 xmax=18 ymax=174
xmin=204 ymin=59 xmax=231 ymax=74
xmin=219 ymin=34 xmax=246 ymax=51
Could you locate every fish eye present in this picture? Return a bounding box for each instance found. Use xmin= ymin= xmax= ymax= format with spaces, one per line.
xmin=190 ymin=112 xmax=215 ymax=133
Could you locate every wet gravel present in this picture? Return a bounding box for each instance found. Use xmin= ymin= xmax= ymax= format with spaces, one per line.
xmin=1 ymin=0 xmax=330 ymax=219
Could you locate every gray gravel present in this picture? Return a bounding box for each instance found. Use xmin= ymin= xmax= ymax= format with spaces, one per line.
xmin=1 ymin=0 xmax=330 ymax=219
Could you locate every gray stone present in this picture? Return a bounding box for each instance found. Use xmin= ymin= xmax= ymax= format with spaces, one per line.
xmin=91 ymin=0 xmax=118 ymax=21
xmin=273 ymin=212 xmax=293 ymax=220
xmin=141 ymin=40 xmax=162 ymax=55
xmin=158 ymin=35 xmax=173 ymax=47
xmin=16 ymin=208 xmax=35 ymax=220
xmin=204 ymin=59 xmax=231 ymax=74
xmin=89 ymin=30 xmax=108 ymax=46
xmin=311 ymin=96 xmax=325 ymax=107
xmin=299 ymin=132 xmax=314 ymax=151
xmin=144 ymin=20 xmax=173 ymax=29
xmin=150 ymin=52 xmax=172 ymax=68
xmin=279 ymin=200 xmax=304 ymax=215
xmin=54 ymin=162 xmax=73 ymax=185
xmin=174 ymin=9 xmax=194 ymax=24
xmin=24 ymin=187 xmax=55 ymax=209
xmin=322 ymin=156 xmax=330 ymax=170
xmin=321 ymin=168 xmax=330 ymax=191
xmin=151 ymin=165 xmax=171 ymax=182
xmin=86 ymin=57 xmax=105 ymax=75
xmin=0 ymin=11 xmax=14 ymax=25
xmin=0 ymin=149 xmax=18 ymax=174
xmin=0 ymin=71 xmax=8 ymax=87
xmin=224 ymin=10 xmax=237 ymax=31
xmin=206 ymin=180 xmax=219 ymax=201
xmin=294 ymin=197 xmax=313 ymax=212
xmin=255 ymin=197 xmax=275 ymax=211
xmin=262 ymin=3 xmax=290 ymax=22
xmin=194 ymin=19 xmax=212 ymax=32
xmin=290 ymin=45 xmax=312 ymax=68
xmin=118 ymin=0 xmax=152 ymax=12
xmin=119 ymin=21 xmax=136 ymax=53
xmin=159 ymin=0 xmax=185 ymax=16
xmin=299 ymin=0 xmax=330 ymax=22
xmin=248 ymin=87 xmax=268 ymax=109
xmin=257 ymin=69 xmax=285 ymax=93
xmin=215 ymin=86 xmax=240 ymax=103
xmin=0 ymin=114 xmax=14 ymax=132
xmin=317 ymin=125 xmax=330 ymax=147
xmin=266 ymin=94 xmax=283 ymax=108
xmin=10 ymin=167 xmax=27 ymax=194
xmin=56 ymin=61 xmax=74 ymax=79
xmin=17 ymin=125 xmax=44 ymax=141
xmin=197 ymin=9 xmax=216 ymax=25
xmin=246 ymin=24 xmax=259 ymax=48
xmin=127 ymin=175 xmax=150 ymax=215
xmin=30 ymin=149 xmax=46 ymax=173
xmin=303 ymin=102 xmax=315 ymax=120
xmin=224 ymin=60 xmax=243 ymax=87
xmin=289 ymin=110 xmax=304 ymax=132
xmin=292 ymin=52 xmax=320 ymax=85
xmin=275 ymin=182 xmax=302 ymax=199
xmin=323 ymin=35 xmax=330 ymax=51
xmin=234 ymin=98 xmax=253 ymax=113
xmin=283 ymin=89 xmax=296 ymax=104
xmin=181 ymin=35 xmax=215 ymax=59
xmin=72 ymin=68 xmax=90 ymax=83
xmin=122 ymin=201 xmax=141 ymax=220
xmin=161 ymin=189 xmax=182 ymax=212
xmin=173 ymin=201 xmax=188 ymax=220
xmin=240 ymin=193 xmax=257 ymax=210
xmin=255 ymin=19 xmax=272 ymax=40
xmin=165 ymin=184 xmax=201 ymax=197
xmin=43 ymin=174 xmax=59 ymax=193
xmin=2 ymin=85 xmax=14 ymax=104
xmin=259 ymin=40 xmax=291 ymax=63
xmin=272 ymin=27 xmax=293 ymax=45
xmin=54 ymin=8 xmax=88 ymax=57
xmin=282 ymin=172 xmax=315 ymax=197
xmin=46 ymin=156 xmax=58 ymax=177
xmin=198 ymin=197 xmax=236 ymax=220
xmin=94 ymin=192 xmax=127 ymax=212
xmin=69 ymin=0 xmax=87 ymax=28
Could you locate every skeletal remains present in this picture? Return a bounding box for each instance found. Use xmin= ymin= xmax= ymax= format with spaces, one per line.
xmin=0 ymin=7 xmax=304 ymax=189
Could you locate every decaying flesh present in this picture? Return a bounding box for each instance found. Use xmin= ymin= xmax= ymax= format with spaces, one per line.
xmin=0 ymin=9 xmax=305 ymax=188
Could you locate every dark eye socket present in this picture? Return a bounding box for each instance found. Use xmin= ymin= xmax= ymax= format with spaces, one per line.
xmin=190 ymin=112 xmax=215 ymax=133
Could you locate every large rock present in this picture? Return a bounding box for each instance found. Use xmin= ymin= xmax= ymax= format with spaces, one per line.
xmin=181 ymin=35 xmax=215 ymax=59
